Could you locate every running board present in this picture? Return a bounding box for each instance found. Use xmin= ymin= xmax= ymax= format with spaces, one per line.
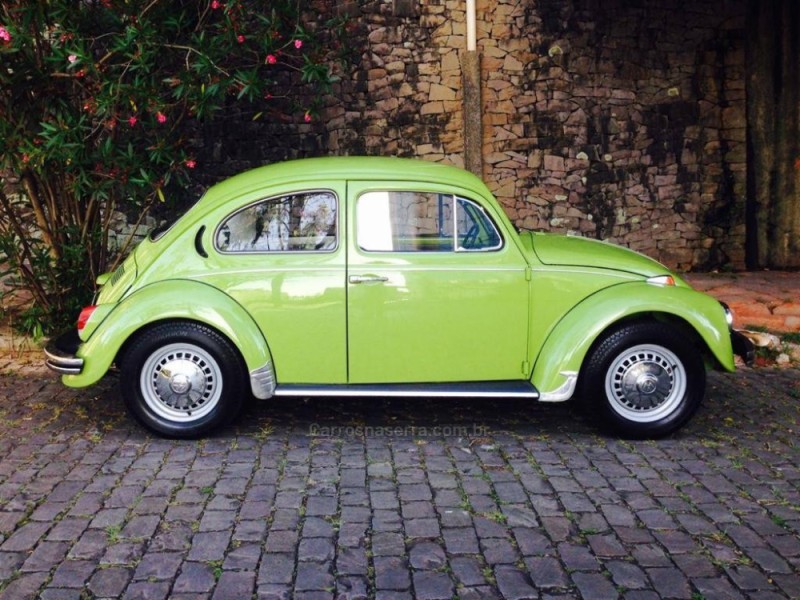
xmin=274 ymin=380 xmax=540 ymax=399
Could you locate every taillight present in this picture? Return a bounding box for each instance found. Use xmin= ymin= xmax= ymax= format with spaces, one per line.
xmin=77 ymin=306 xmax=97 ymax=332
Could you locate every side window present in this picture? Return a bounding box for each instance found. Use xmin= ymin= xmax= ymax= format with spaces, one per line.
xmin=456 ymin=197 xmax=503 ymax=251
xmin=216 ymin=191 xmax=337 ymax=253
xmin=357 ymin=191 xmax=453 ymax=252
xmin=357 ymin=191 xmax=502 ymax=252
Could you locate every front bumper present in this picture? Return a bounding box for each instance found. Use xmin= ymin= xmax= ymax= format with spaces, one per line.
xmin=44 ymin=330 xmax=84 ymax=375
xmin=731 ymin=329 xmax=755 ymax=365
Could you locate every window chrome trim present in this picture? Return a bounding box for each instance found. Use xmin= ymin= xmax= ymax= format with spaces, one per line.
xmin=213 ymin=188 xmax=339 ymax=255
xmin=455 ymin=196 xmax=504 ymax=253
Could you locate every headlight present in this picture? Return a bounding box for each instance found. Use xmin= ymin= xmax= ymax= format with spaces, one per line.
xmin=646 ymin=275 xmax=676 ymax=287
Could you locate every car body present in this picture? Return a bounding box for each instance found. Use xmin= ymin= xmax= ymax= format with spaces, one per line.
xmin=45 ymin=157 xmax=753 ymax=438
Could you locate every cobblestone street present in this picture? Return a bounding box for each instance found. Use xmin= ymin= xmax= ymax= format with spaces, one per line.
xmin=0 ymin=363 xmax=798 ymax=599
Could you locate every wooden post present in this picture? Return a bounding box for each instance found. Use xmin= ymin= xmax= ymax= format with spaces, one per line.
xmin=462 ymin=50 xmax=483 ymax=178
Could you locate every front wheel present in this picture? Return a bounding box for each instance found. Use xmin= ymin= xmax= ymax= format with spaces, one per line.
xmin=120 ymin=322 xmax=246 ymax=438
xmin=580 ymin=322 xmax=706 ymax=438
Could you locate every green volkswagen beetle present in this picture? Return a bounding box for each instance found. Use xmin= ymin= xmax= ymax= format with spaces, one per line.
xmin=45 ymin=157 xmax=753 ymax=438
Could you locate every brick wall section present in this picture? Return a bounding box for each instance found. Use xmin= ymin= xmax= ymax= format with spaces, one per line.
xmin=486 ymin=0 xmax=748 ymax=270
xmin=191 ymin=0 xmax=748 ymax=271
xmin=325 ymin=0 xmax=466 ymax=165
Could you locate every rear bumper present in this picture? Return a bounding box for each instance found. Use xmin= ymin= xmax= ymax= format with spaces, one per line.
xmin=731 ymin=329 xmax=755 ymax=366
xmin=44 ymin=330 xmax=84 ymax=375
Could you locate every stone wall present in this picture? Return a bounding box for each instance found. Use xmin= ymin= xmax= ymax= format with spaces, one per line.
xmin=194 ymin=0 xmax=749 ymax=271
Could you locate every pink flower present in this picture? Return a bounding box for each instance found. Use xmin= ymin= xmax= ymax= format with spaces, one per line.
xmin=304 ymin=112 xmax=312 ymax=123
xmin=266 ymin=54 xmax=277 ymax=65
xmin=21 ymin=153 xmax=29 ymax=164
xmin=128 ymin=115 xmax=137 ymax=127
xmin=68 ymin=54 xmax=78 ymax=63
xmin=185 ymin=159 xmax=196 ymax=169
xmin=294 ymin=39 xmax=303 ymax=49
xmin=0 ymin=26 xmax=11 ymax=43
xmin=211 ymin=0 xmax=220 ymax=8
xmin=156 ymin=112 xmax=167 ymax=123
xmin=237 ymin=35 xmax=245 ymax=43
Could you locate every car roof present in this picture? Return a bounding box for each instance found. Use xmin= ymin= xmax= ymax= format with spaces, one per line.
xmin=202 ymin=156 xmax=491 ymax=205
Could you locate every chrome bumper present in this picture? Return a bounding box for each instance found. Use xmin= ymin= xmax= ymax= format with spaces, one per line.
xmin=44 ymin=330 xmax=84 ymax=375
xmin=720 ymin=302 xmax=755 ymax=366
xmin=731 ymin=329 xmax=755 ymax=365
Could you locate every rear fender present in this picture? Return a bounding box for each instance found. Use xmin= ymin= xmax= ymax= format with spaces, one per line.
xmin=63 ymin=279 xmax=273 ymax=388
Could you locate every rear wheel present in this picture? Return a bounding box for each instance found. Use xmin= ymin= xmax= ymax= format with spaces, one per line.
xmin=580 ymin=322 xmax=706 ymax=438
xmin=120 ymin=322 xmax=246 ymax=438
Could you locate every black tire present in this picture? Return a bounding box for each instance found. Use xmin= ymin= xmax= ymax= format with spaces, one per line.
xmin=579 ymin=321 xmax=706 ymax=438
xmin=120 ymin=321 xmax=246 ymax=438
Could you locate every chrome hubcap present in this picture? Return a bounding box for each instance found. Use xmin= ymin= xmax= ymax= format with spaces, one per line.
xmin=605 ymin=344 xmax=686 ymax=423
xmin=140 ymin=343 xmax=222 ymax=423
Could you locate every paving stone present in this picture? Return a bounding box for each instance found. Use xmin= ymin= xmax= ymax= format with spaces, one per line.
xmin=100 ymin=541 xmax=145 ymax=565
xmin=525 ymin=556 xmax=569 ymax=588
xmin=647 ymin=567 xmax=691 ymax=598
xmin=558 ymin=542 xmax=600 ymax=571
xmin=133 ymin=552 xmax=183 ymax=581
xmin=374 ymin=556 xmax=411 ymax=590
xmin=458 ymin=585 xmax=502 ymax=600
xmin=257 ymin=552 xmax=295 ymax=585
xmin=450 ymin=556 xmax=488 ymax=587
xmin=571 ymin=572 xmax=618 ymax=600
xmin=726 ymin=565 xmax=776 ymax=591
xmin=47 ymin=518 xmax=91 ymax=544
xmin=442 ymin=527 xmax=480 ymax=554
xmin=412 ymin=570 xmax=454 ymax=600
xmin=335 ymin=575 xmax=369 ymax=600
xmin=404 ymin=517 xmax=440 ymax=538
xmin=39 ymin=590 xmax=85 ymax=600
xmin=0 ymin=571 xmax=48 ymax=600
xmin=336 ymin=545 xmax=369 ymax=576
xmin=748 ymin=547 xmax=793 ymax=573
xmin=372 ymin=532 xmax=405 ymax=556
xmin=20 ymin=541 xmax=69 ymax=572
xmin=494 ymin=565 xmax=538 ymax=600
xmin=187 ymin=531 xmax=231 ymax=561
xmin=503 ymin=506 xmax=539 ymax=528
xmin=298 ymin=537 xmax=335 ymax=562
xmin=0 ymin=522 xmax=50 ymax=551
xmin=88 ymin=566 xmax=133 ymax=597
xmin=481 ymin=536 xmax=521 ymax=565
xmin=408 ymin=540 xmax=446 ymax=570
xmin=212 ymin=571 xmax=256 ymax=600
xmin=222 ymin=542 xmax=261 ymax=571
xmin=122 ymin=581 xmax=171 ymax=600
xmin=606 ymin=560 xmax=649 ymax=589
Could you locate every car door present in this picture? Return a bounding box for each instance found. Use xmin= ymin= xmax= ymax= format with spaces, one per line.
xmin=346 ymin=182 xmax=530 ymax=384
xmin=199 ymin=185 xmax=347 ymax=384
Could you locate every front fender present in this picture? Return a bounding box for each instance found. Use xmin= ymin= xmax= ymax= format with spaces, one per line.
xmin=532 ymin=282 xmax=734 ymax=397
xmin=63 ymin=279 xmax=273 ymax=388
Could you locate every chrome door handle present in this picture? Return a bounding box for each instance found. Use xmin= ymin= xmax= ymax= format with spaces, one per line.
xmin=349 ymin=274 xmax=389 ymax=284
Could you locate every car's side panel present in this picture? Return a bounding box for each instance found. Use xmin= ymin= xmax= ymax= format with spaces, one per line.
xmin=530 ymin=281 xmax=735 ymax=396
xmin=61 ymin=279 xmax=274 ymax=388
xmin=526 ymin=268 xmax=641 ymax=367
xmin=115 ymin=183 xmax=348 ymax=385
xmin=346 ymin=181 xmax=530 ymax=383
xmin=194 ymin=261 xmax=346 ymax=384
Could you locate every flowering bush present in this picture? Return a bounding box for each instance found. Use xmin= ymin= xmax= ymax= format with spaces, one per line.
xmin=0 ymin=0 xmax=348 ymax=335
